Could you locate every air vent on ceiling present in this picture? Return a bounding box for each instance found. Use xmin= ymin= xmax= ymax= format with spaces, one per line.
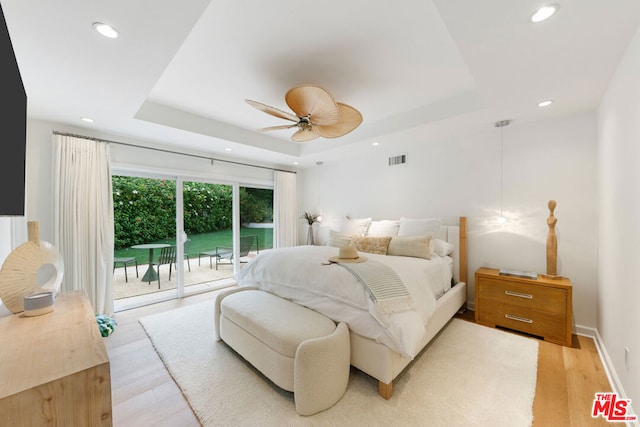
xmin=388 ymin=154 xmax=407 ymax=166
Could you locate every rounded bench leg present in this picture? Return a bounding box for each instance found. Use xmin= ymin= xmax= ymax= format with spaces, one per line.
xmin=294 ymin=322 xmax=350 ymax=416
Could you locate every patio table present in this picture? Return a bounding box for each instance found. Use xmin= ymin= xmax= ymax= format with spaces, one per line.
xmin=131 ymin=243 xmax=170 ymax=283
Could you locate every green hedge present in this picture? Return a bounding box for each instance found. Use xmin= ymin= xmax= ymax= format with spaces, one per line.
xmin=113 ymin=177 xmax=271 ymax=250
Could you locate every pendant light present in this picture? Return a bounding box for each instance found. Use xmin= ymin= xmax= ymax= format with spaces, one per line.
xmin=495 ymin=120 xmax=511 ymax=224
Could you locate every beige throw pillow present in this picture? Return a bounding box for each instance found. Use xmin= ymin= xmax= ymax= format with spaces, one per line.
xmin=352 ymin=236 xmax=392 ymax=255
xmin=387 ymin=235 xmax=432 ymax=259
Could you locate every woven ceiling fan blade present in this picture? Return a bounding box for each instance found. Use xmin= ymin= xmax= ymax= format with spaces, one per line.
xmin=258 ymin=124 xmax=297 ymax=132
xmin=245 ymin=99 xmax=298 ymax=122
xmin=291 ymin=128 xmax=319 ymax=143
xmin=314 ymin=103 xmax=363 ymax=138
xmin=285 ymin=85 xmax=339 ymax=126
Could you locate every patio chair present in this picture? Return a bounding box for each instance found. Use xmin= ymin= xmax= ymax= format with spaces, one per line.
xmin=113 ymin=257 xmax=138 ymax=283
xmin=151 ymin=245 xmax=177 ymax=288
xmin=198 ymin=234 xmax=255 ymax=270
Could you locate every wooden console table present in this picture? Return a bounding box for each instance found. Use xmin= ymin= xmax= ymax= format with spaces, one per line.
xmin=0 ymin=291 xmax=112 ymax=425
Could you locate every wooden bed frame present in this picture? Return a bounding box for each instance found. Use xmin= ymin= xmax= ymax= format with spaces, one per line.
xmin=349 ymin=216 xmax=468 ymax=399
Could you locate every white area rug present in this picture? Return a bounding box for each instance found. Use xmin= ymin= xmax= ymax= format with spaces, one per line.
xmin=140 ymin=301 xmax=538 ymax=426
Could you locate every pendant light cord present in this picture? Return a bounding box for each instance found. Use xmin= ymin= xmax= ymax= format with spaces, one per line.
xmin=500 ymin=125 xmax=504 ymax=217
xmin=494 ymin=120 xmax=510 ymax=220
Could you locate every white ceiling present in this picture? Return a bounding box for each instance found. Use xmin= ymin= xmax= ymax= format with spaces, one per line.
xmin=3 ymin=0 xmax=640 ymax=168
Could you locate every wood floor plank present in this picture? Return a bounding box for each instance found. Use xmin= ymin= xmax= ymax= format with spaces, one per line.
xmin=112 ymin=386 xmax=199 ymax=427
xmin=577 ymin=335 xmax=613 ymax=392
xmin=564 ymin=335 xmax=612 ymax=426
xmin=533 ymin=340 xmax=570 ymax=426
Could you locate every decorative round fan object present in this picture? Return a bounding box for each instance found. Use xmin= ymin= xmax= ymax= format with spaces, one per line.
xmin=0 ymin=222 xmax=64 ymax=314
xmin=246 ymin=84 xmax=362 ymax=142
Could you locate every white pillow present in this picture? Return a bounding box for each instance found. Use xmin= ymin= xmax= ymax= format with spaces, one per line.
xmin=387 ymin=235 xmax=431 ymax=259
xmin=397 ymin=217 xmax=442 ymax=237
xmin=366 ymin=220 xmax=400 ymax=237
xmin=327 ymin=229 xmax=355 ymax=248
xmin=339 ymin=217 xmax=372 ymax=236
xmin=430 ymin=239 xmax=454 ymax=257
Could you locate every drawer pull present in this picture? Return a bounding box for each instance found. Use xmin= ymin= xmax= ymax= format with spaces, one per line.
xmin=505 ymin=290 xmax=533 ymax=299
xmin=505 ymin=314 xmax=533 ymax=324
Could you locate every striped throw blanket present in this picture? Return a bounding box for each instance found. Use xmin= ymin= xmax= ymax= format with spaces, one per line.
xmin=337 ymin=260 xmax=415 ymax=315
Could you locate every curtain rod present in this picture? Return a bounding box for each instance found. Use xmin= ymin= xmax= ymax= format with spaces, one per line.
xmin=52 ymin=131 xmax=296 ymax=174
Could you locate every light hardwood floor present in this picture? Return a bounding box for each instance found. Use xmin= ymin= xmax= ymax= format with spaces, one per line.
xmin=105 ymin=291 xmax=613 ymax=426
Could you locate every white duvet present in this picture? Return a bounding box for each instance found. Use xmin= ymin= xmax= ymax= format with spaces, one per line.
xmin=234 ymin=245 xmax=453 ymax=358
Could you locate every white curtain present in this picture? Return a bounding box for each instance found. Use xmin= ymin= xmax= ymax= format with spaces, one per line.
xmin=273 ymin=170 xmax=298 ymax=248
xmin=53 ymin=134 xmax=114 ymax=315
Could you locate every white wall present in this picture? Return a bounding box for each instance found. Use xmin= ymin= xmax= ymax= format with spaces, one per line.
xmin=299 ymin=111 xmax=599 ymax=330
xmin=597 ymin=24 xmax=640 ymax=407
xmin=23 ymin=120 xmax=56 ymax=242
xmin=0 ymin=218 xmax=16 ymax=316
xmin=0 ymin=218 xmax=12 ymax=263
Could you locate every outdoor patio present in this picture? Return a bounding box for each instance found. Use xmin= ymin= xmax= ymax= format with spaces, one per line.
xmin=112 ymin=255 xmax=252 ymax=300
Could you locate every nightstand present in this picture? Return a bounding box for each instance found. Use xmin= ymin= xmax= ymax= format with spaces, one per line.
xmin=474 ymin=267 xmax=572 ymax=347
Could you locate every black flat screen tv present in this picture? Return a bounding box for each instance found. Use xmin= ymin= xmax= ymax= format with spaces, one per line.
xmin=0 ymin=3 xmax=26 ymax=217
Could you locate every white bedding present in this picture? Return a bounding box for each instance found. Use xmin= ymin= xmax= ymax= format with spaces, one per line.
xmin=233 ymin=245 xmax=453 ymax=358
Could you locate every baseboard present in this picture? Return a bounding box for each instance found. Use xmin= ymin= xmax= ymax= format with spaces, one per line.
xmin=575 ymin=324 xmax=639 ymax=427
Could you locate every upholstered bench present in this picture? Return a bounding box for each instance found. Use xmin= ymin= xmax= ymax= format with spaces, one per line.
xmin=214 ymin=287 xmax=350 ymax=416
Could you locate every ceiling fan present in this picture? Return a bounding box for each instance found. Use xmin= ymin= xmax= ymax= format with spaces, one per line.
xmin=245 ymin=84 xmax=363 ymax=142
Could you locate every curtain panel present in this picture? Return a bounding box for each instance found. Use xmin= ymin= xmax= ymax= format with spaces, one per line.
xmin=53 ymin=134 xmax=114 ymax=314
xmin=273 ymin=171 xmax=297 ymax=248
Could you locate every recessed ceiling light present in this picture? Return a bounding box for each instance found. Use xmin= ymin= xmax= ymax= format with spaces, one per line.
xmin=538 ymin=100 xmax=553 ymax=107
xmin=293 ymin=161 xmax=299 ymax=165
xmin=372 ymin=142 xmax=380 ymax=146
xmin=81 ymin=117 xmax=94 ymax=123
xmin=224 ymin=148 xmax=232 ymax=152
xmin=531 ymin=5 xmax=558 ymax=23
xmin=93 ymin=22 xmax=118 ymax=38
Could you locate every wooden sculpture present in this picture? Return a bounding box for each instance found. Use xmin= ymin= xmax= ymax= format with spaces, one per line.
xmin=544 ymin=200 xmax=561 ymax=279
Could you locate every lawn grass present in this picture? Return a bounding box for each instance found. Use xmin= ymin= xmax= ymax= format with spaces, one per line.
xmin=114 ymin=227 xmax=273 ymax=265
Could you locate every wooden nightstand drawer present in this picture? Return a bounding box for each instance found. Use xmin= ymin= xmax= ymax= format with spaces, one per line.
xmin=477 ymin=277 xmax=567 ymax=315
xmin=474 ymin=267 xmax=573 ymax=347
xmin=476 ymin=301 xmax=569 ymax=345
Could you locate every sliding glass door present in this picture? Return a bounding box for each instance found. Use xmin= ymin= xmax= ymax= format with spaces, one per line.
xmin=179 ymin=182 xmax=274 ymax=296
xmin=180 ymin=180 xmax=235 ymax=296
xmin=239 ymin=186 xmax=274 ymax=255
xmin=112 ymin=173 xmax=274 ymax=309
xmin=112 ymin=175 xmax=178 ymax=306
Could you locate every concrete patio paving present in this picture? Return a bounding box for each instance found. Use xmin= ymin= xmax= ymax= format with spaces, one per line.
xmin=112 ymin=258 xmax=237 ymax=300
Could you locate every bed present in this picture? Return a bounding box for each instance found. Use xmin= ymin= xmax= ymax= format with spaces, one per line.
xmin=234 ymin=216 xmax=468 ymax=399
